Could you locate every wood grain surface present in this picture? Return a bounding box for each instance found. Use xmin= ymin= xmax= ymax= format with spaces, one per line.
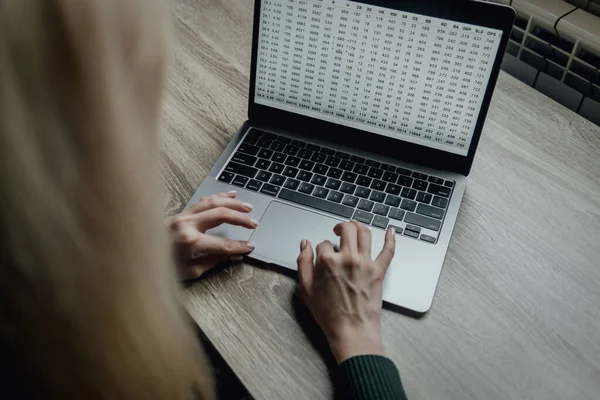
xmin=162 ymin=1 xmax=600 ymax=399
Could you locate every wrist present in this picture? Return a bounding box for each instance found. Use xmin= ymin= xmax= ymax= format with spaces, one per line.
xmin=327 ymin=326 xmax=385 ymax=364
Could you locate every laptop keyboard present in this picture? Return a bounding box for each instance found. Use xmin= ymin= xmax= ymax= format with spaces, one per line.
xmin=218 ymin=129 xmax=454 ymax=244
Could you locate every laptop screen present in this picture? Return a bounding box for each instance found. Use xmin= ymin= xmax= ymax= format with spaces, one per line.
xmin=254 ymin=0 xmax=503 ymax=156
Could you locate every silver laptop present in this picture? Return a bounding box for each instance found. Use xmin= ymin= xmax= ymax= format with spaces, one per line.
xmin=186 ymin=0 xmax=515 ymax=314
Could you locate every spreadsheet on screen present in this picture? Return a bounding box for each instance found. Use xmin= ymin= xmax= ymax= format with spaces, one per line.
xmin=254 ymin=0 xmax=503 ymax=156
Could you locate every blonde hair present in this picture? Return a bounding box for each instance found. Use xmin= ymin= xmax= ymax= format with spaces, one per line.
xmin=0 ymin=0 xmax=213 ymax=398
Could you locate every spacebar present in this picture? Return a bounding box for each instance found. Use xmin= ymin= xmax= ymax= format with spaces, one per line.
xmin=278 ymin=189 xmax=354 ymax=219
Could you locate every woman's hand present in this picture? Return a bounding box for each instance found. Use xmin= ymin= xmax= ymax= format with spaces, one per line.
xmin=169 ymin=191 xmax=257 ymax=280
xmin=296 ymin=221 xmax=396 ymax=363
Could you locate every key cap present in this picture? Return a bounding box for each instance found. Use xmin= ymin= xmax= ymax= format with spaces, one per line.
xmin=384 ymin=195 xmax=401 ymax=207
xmin=299 ymin=160 xmax=315 ymax=171
xmin=311 ymin=174 xmax=327 ymax=186
xmin=355 ymin=187 xmax=371 ymax=199
xmin=283 ymin=166 xmax=299 ymax=178
xmin=350 ymin=155 xmax=366 ymax=163
xmin=353 ymin=164 xmax=369 ymax=175
xmin=225 ymin=162 xmax=258 ymax=178
xmin=297 ymin=171 xmax=312 ymax=182
xmin=400 ymin=199 xmax=417 ymax=212
xmin=306 ymin=144 xmax=320 ymax=152
xmin=444 ymin=180 xmax=454 ymax=188
xmin=370 ymin=191 xmax=386 ymax=203
xmin=412 ymin=172 xmax=428 ymax=180
xmin=342 ymin=195 xmax=359 ymax=207
xmin=313 ymin=187 xmax=329 ymax=199
xmin=285 ymin=156 xmax=300 ymax=167
xmin=325 ymin=156 xmax=341 ymax=167
xmin=325 ymin=179 xmax=341 ymax=190
xmin=246 ymin=179 xmax=262 ymax=192
xmin=398 ymin=175 xmax=413 ymax=186
xmin=428 ymin=176 xmax=444 ymax=184
xmin=292 ymin=139 xmax=306 ymax=147
xmin=420 ymin=235 xmax=437 ymax=244
xmin=383 ymin=171 xmax=398 ymax=183
xmin=284 ymin=178 xmax=300 ymax=190
xmin=258 ymin=149 xmax=273 ymax=159
xmin=340 ymin=182 xmax=356 ymax=194
xmin=372 ymin=215 xmax=390 ymax=229
xmin=272 ymin=152 xmax=286 ymax=163
xmin=270 ymin=141 xmax=286 ymax=152
xmin=427 ymin=184 xmax=451 ymax=198
xmin=370 ymin=180 xmax=386 ymax=191
xmin=388 ymin=208 xmax=405 ymax=221
xmin=327 ymin=191 xmax=344 ymax=203
xmin=416 ymin=192 xmax=433 ymax=204
xmin=284 ymin=145 xmax=299 ymax=156
xmin=397 ymin=167 xmax=412 ymax=176
xmin=261 ymin=132 xmax=277 ymax=140
xmin=353 ymin=210 xmax=374 ymax=224
xmin=260 ymin=183 xmax=280 ymax=197
xmin=327 ymin=168 xmax=342 ymax=179
xmin=367 ymin=168 xmax=383 ymax=179
xmin=373 ymin=203 xmax=390 ymax=216
xmin=385 ymin=184 xmax=401 ymax=196
xmin=389 ymin=225 xmax=403 ymax=234
xmin=404 ymin=230 xmax=419 ymax=238
xmin=256 ymin=159 xmax=270 ymax=170
xmin=218 ymin=171 xmax=234 ymax=183
xmin=244 ymin=130 xmax=262 ymax=145
xmin=269 ymin=163 xmax=284 ymax=174
xmin=257 ymin=138 xmax=273 ymax=148
xmin=311 ymin=153 xmax=327 ymax=163
xmin=413 ymin=179 xmax=428 ymax=191
xmin=277 ymin=136 xmax=292 ymax=144
xmin=356 ymin=176 xmax=372 ymax=187
xmin=366 ymin=160 xmax=381 ymax=168
xmin=357 ymin=199 xmax=374 ymax=212
xmin=320 ymin=148 xmax=335 ymax=156
xmin=298 ymin=182 xmax=315 ymax=194
xmin=239 ymin=144 xmax=260 ymax=155
xmin=313 ymin=164 xmax=328 ymax=175
xmin=405 ymin=224 xmax=421 ymax=233
xmin=256 ymin=170 xmax=272 ymax=182
xmin=232 ymin=152 xmax=257 ymax=166
xmin=404 ymin=213 xmax=441 ymax=231
xmin=340 ymin=160 xmax=355 ymax=171
xmin=335 ymin=151 xmax=350 ymax=159
xmin=341 ymin=171 xmax=357 ymax=183
xmin=381 ymin=163 xmax=396 ymax=172
xmin=270 ymin=174 xmax=285 ymax=186
xmin=401 ymin=188 xmax=417 ymax=200
xmin=298 ymin=149 xmax=313 ymax=159
xmin=416 ymin=203 xmax=444 ymax=220
xmin=432 ymin=196 xmax=448 ymax=209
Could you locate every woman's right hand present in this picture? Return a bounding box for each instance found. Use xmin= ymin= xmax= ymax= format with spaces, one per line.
xmin=296 ymin=221 xmax=396 ymax=363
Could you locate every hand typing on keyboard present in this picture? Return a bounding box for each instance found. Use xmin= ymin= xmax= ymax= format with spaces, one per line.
xmin=169 ymin=191 xmax=258 ymax=280
xmin=296 ymin=221 xmax=396 ymax=363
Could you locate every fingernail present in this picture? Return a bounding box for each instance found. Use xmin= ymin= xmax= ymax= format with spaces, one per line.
xmin=251 ymin=218 xmax=259 ymax=226
xmin=227 ymin=190 xmax=237 ymax=195
xmin=301 ymin=239 xmax=307 ymax=250
xmin=243 ymin=202 xmax=254 ymax=210
xmin=230 ymin=255 xmax=244 ymax=261
xmin=246 ymin=242 xmax=256 ymax=249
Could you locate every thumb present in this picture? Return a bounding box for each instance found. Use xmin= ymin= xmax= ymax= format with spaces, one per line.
xmin=296 ymin=239 xmax=315 ymax=297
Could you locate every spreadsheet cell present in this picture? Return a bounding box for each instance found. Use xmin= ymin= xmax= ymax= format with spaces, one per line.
xmin=255 ymin=0 xmax=503 ymax=156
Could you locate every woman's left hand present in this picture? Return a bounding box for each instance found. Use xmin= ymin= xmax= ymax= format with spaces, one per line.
xmin=169 ymin=191 xmax=258 ymax=280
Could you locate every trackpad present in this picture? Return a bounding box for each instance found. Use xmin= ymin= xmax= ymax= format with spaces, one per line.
xmin=248 ymin=201 xmax=386 ymax=271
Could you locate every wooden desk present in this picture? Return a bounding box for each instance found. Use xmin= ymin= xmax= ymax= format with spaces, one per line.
xmin=162 ymin=1 xmax=600 ymax=399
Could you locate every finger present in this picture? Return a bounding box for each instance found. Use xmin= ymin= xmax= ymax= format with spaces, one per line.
xmin=179 ymin=254 xmax=244 ymax=281
xmin=188 ymin=195 xmax=252 ymax=215
xmin=195 ymin=207 xmax=259 ymax=231
xmin=315 ymin=239 xmax=335 ymax=258
xmin=350 ymin=220 xmax=372 ymax=255
xmin=333 ymin=222 xmax=358 ymax=253
xmin=375 ymin=227 xmax=396 ymax=271
xmin=194 ymin=233 xmax=256 ymax=256
xmin=296 ymin=240 xmax=315 ymax=297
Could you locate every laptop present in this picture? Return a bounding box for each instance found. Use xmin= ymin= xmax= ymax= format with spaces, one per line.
xmin=186 ymin=0 xmax=515 ymax=314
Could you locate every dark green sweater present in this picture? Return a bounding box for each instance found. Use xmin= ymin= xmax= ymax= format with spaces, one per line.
xmin=339 ymin=355 xmax=407 ymax=400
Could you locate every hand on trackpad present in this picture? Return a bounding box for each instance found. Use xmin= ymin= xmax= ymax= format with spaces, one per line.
xmin=248 ymin=201 xmax=386 ymax=269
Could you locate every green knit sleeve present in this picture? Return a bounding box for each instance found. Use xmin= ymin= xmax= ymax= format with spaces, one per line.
xmin=337 ymin=355 xmax=407 ymax=400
